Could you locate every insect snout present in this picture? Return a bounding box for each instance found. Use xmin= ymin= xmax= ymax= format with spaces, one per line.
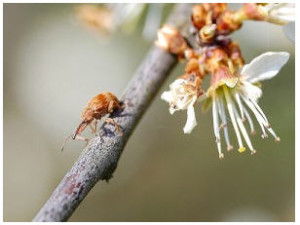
xmin=72 ymin=120 xmax=88 ymax=139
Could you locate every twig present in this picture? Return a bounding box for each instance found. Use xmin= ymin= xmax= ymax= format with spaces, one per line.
xmin=33 ymin=4 xmax=192 ymax=222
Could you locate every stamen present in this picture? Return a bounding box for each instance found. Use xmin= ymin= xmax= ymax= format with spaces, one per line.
xmin=216 ymin=96 xmax=233 ymax=151
xmin=267 ymin=127 xmax=281 ymax=142
xmin=241 ymin=104 xmax=256 ymax=135
xmin=232 ymin=104 xmax=256 ymax=154
xmin=234 ymin=92 xmax=245 ymax=120
xmin=243 ymin=95 xmax=280 ymax=141
xmin=241 ymin=95 xmax=269 ymax=139
xmin=212 ymin=95 xmax=224 ymax=159
xmin=250 ymin=98 xmax=270 ymax=126
xmin=223 ymin=86 xmax=245 ymax=152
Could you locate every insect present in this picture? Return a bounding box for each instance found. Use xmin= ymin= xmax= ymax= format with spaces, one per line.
xmin=61 ymin=92 xmax=123 ymax=151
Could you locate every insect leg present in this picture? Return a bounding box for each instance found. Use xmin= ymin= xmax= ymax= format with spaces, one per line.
xmin=74 ymin=135 xmax=89 ymax=145
xmin=105 ymin=118 xmax=122 ymax=135
xmin=61 ymin=134 xmax=72 ymax=151
xmin=107 ymin=100 xmax=115 ymax=113
xmin=89 ymin=120 xmax=98 ymax=134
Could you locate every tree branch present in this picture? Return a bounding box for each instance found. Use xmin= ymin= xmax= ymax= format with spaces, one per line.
xmin=33 ymin=4 xmax=192 ymax=222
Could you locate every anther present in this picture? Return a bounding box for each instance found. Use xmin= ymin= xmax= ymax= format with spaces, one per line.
xmin=251 ymin=149 xmax=257 ymax=155
xmin=275 ymin=137 xmax=281 ymax=143
xmin=261 ymin=134 xmax=268 ymax=139
xmin=238 ymin=146 xmax=246 ymax=153
xmin=227 ymin=145 xmax=233 ymax=151
xmin=251 ymin=130 xmax=256 ymax=136
xmin=219 ymin=153 xmax=225 ymax=159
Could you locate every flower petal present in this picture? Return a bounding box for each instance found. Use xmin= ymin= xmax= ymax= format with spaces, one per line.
xmin=169 ymin=107 xmax=176 ymax=115
xmin=161 ymin=90 xmax=173 ymax=103
xmin=241 ymin=52 xmax=290 ymax=83
xmin=283 ymin=22 xmax=295 ymax=43
xmin=241 ymin=81 xmax=262 ymax=102
xmin=183 ymin=97 xmax=197 ymax=134
xmin=267 ymin=3 xmax=295 ymax=25
xmin=170 ymin=78 xmax=185 ymax=89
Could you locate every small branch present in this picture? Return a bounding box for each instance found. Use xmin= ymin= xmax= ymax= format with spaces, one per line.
xmin=33 ymin=4 xmax=192 ymax=222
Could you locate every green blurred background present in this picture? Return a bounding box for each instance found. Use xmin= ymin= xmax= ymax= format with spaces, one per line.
xmin=3 ymin=3 xmax=295 ymax=222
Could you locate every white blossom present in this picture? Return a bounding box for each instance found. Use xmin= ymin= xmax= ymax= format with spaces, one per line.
xmin=204 ymin=52 xmax=290 ymax=158
xmin=161 ymin=78 xmax=199 ymax=134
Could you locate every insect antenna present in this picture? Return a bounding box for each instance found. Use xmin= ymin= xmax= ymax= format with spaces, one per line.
xmin=61 ymin=134 xmax=72 ymax=152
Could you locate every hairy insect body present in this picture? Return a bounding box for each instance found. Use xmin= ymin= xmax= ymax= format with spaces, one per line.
xmin=73 ymin=92 xmax=122 ymax=139
xmin=61 ymin=92 xmax=122 ymax=151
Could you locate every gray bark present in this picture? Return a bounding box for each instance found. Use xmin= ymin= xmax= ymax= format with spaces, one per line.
xmin=33 ymin=4 xmax=192 ymax=222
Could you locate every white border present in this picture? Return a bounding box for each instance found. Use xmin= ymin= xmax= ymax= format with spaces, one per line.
xmin=0 ymin=0 xmax=297 ymax=3
xmin=294 ymin=1 xmax=298 ymax=223
xmin=0 ymin=1 xmax=3 ymax=223
xmin=1 ymin=1 xmax=296 ymax=224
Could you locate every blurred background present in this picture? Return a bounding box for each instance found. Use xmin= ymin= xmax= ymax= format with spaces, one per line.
xmin=3 ymin=3 xmax=295 ymax=222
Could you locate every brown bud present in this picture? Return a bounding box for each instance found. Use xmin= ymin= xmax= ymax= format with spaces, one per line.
xmin=227 ymin=41 xmax=245 ymax=69
xmin=185 ymin=58 xmax=200 ymax=74
xmin=191 ymin=5 xmax=207 ymax=29
xmin=203 ymin=3 xmax=228 ymax=20
xmin=76 ymin=5 xmax=114 ymax=34
xmin=155 ymin=25 xmax=188 ymax=56
xmin=199 ymin=24 xmax=217 ymax=43
xmin=216 ymin=10 xmax=242 ymax=35
xmin=184 ymin=48 xmax=199 ymax=59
